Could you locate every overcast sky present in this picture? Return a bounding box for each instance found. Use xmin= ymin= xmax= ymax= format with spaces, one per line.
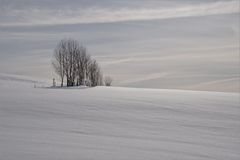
xmin=0 ymin=0 xmax=239 ymax=92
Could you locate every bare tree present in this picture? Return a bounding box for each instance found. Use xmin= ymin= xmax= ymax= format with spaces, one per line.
xmin=89 ymin=60 xmax=103 ymax=87
xmin=52 ymin=40 xmax=66 ymax=87
xmin=60 ymin=38 xmax=79 ymax=86
xmin=67 ymin=39 xmax=79 ymax=86
xmin=104 ymin=76 xmax=113 ymax=86
xmin=76 ymin=46 xmax=91 ymax=86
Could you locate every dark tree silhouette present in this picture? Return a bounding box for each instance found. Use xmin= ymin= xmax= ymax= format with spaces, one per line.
xmin=52 ymin=40 xmax=66 ymax=87
xmin=52 ymin=38 xmax=104 ymax=87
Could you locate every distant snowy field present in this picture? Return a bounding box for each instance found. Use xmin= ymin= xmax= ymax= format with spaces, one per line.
xmin=0 ymin=74 xmax=239 ymax=160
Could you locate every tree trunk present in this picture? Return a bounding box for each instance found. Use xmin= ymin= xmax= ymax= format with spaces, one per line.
xmin=61 ymin=78 xmax=63 ymax=87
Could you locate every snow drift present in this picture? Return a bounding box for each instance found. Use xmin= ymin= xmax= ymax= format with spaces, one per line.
xmin=0 ymin=76 xmax=239 ymax=160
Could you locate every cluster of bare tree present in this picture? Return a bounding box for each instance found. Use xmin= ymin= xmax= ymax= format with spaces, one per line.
xmin=52 ymin=39 xmax=103 ymax=87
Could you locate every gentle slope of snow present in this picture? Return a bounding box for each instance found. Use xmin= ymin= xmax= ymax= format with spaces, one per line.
xmin=0 ymin=78 xmax=239 ymax=160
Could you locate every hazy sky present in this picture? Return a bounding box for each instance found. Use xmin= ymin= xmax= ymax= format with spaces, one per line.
xmin=0 ymin=0 xmax=239 ymax=92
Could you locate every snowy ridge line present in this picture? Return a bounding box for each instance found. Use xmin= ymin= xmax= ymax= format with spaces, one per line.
xmin=0 ymin=73 xmax=45 ymax=84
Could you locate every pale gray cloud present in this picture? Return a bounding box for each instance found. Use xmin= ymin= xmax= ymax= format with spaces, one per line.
xmin=0 ymin=0 xmax=238 ymax=26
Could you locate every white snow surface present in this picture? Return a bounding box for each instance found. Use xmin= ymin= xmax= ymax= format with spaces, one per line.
xmin=0 ymin=77 xmax=239 ymax=160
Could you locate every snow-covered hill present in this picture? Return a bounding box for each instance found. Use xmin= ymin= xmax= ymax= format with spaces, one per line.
xmin=0 ymin=76 xmax=239 ymax=160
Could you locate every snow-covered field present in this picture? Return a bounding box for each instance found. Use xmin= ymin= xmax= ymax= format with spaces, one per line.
xmin=0 ymin=75 xmax=239 ymax=160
